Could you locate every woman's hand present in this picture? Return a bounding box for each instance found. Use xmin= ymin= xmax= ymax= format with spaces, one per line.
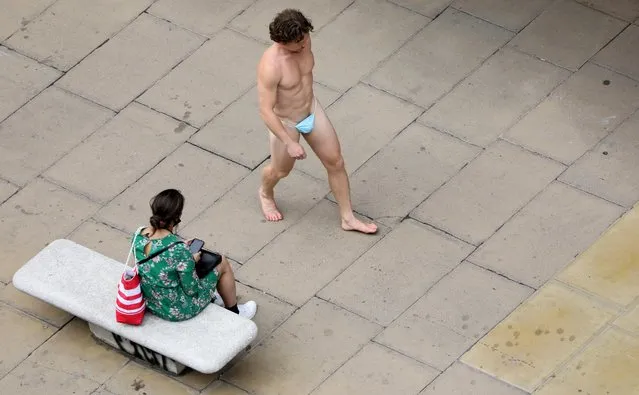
xmin=192 ymin=251 xmax=201 ymax=263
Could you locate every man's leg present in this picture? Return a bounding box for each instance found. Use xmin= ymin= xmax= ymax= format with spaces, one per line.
xmin=303 ymin=100 xmax=377 ymax=234
xmin=259 ymin=127 xmax=299 ymax=221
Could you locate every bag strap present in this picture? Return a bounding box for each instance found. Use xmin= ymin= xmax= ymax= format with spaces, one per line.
xmin=138 ymin=241 xmax=184 ymax=265
xmin=124 ymin=226 xmax=146 ymax=270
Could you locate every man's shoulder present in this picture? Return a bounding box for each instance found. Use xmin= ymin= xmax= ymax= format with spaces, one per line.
xmin=258 ymin=48 xmax=282 ymax=81
xmin=260 ymin=44 xmax=279 ymax=61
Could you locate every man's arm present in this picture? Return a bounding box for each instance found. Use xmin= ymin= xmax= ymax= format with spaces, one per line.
xmin=257 ymin=60 xmax=306 ymax=159
xmin=257 ymin=62 xmax=292 ymax=145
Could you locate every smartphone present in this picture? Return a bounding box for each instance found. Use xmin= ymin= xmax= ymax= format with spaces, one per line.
xmin=189 ymin=238 xmax=204 ymax=254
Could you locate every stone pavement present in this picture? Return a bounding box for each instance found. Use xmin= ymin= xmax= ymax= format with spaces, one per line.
xmin=0 ymin=0 xmax=638 ymax=394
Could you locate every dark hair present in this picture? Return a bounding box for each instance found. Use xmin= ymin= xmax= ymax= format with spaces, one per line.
xmin=149 ymin=189 xmax=184 ymax=231
xmin=269 ymin=9 xmax=314 ymax=44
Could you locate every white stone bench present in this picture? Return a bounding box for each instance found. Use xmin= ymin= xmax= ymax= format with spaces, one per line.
xmin=12 ymin=239 xmax=257 ymax=375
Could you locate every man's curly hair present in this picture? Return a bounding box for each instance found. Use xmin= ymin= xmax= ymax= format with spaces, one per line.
xmin=269 ymin=9 xmax=314 ymax=44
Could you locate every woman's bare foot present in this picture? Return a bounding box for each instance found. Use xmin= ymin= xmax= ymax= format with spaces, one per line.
xmin=259 ymin=188 xmax=283 ymax=221
xmin=341 ymin=217 xmax=378 ymax=234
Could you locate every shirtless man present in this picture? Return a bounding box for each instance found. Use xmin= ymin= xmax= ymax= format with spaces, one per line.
xmin=257 ymin=9 xmax=377 ymax=234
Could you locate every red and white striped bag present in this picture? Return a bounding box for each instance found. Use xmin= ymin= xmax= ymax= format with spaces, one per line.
xmin=116 ymin=228 xmax=146 ymax=325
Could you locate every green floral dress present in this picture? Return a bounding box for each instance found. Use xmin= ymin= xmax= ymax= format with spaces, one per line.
xmin=132 ymin=230 xmax=218 ymax=322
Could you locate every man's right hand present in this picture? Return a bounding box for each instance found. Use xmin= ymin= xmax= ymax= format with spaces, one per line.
xmin=286 ymin=141 xmax=307 ymax=160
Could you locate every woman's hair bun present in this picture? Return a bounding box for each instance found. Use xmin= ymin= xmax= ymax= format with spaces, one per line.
xmin=149 ymin=214 xmax=166 ymax=229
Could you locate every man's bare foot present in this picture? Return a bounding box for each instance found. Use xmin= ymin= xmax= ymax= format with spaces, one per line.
xmin=341 ymin=217 xmax=378 ymax=234
xmin=259 ymin=188 xmax=283 ymax=222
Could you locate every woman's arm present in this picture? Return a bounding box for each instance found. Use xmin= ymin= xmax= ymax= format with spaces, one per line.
xmin=175 ymin=246 xmax=200 ymax=296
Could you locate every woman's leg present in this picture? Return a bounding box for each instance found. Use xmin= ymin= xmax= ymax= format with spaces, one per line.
xmin=215 ymin=256 xmax=237 ymax=307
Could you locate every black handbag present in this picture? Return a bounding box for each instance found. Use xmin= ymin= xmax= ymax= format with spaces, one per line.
xmin=196 ymin=249 xmax=222 ymax=279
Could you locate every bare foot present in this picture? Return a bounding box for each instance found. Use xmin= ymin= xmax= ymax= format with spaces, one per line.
xmin=341 ymin=217 xmax=378 ymax=234
xmin=259 ymin=188 xmax=283 ymax=222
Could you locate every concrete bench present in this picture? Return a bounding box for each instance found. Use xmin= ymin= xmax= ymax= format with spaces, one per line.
xmin=12 ymin=239 xmax=257 ymax=375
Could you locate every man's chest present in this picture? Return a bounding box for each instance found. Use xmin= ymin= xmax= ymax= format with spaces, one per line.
xmin=280 ymin=52 xmax=314 ymax=85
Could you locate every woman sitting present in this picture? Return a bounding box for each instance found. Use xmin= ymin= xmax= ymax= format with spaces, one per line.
xmin=132 ymin=189 xmax=256 ymax=321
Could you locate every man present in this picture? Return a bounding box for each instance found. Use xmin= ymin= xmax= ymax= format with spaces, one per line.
xmin=257 ymin=9 xmax=377 ymax=234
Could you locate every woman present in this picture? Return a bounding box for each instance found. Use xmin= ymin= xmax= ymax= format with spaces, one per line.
xmin=132 ymin=189 xmax=256 ymax=321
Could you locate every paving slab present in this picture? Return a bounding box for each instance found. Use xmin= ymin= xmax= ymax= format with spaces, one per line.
xmin=383 ymin=318 xmax=473 ymax=372
xmin=181 ymin=166 xmax=326 ymax=262
xmin=171 ymin=370 xmax=217 ymax=392
xmin=5 ymin=0 xmax=152 ymax=71
xmin=388 ymin=0 xmax=452 ymax=18
xmin=313 ymin=0 xmax=429 ymax=91
xmin=0 ymin=46 xmax=61 ymax=122
xmin=615 ymin=304 xmax=639 ymax=334
xmin=420 ymin=48 xmax=570 ymax=147
xmin=376 ymin=262 xmax=532 ymax=370
xmin=415 ymin=263 xmax=533 ymax=341
xmin=103 ymin=361 xmax=199 ymax=395
xmin=202 ymin=381 xmax=248 ymax=395
xmin=56 ymin=13 xmax=204 ymax=111
xmin=238 ymin=200 xmax=385 ymax=306
xmin=190 ymin=83 xmax=340 ymax=169
xmin=319 ymin=219 xmax=473 ymax=325
xmin=0 ymin=0 xmax=55 ymax=41
xmin=412 ymin=140 xmax=565 ymax=246
xmin=557 ymin=204 xmax=639 ymax=306
xmin=230 ymin=0 xmax=353 ymax=43
xmin=0 ymin=304 xmax=57 ymax=378
xmin=235 ymin=283 xmax=296 ymax=346
xmin=576 ymin=0 xmax=639 ymax=22
xmin=507 ymin=0 xmax=626 ymax=71
xmin=344 ymin=123 xmax=479 ymax=225
xmin=536 ymin=327 xmax=639 ymax=395
xmin=312 ymin=342 xmax=439 ymax=395
xmin=138 ymin=29 xmax=265 ymax=127
xmin=461 ymin=282 xmax=616 ymax=393
xmin=593 ymin=24 xmax=639 ymax=83
xmin=470 ymin=182 xmax=624 ymax=288
xmin=0 ymin=360 xmax=100 ymax=395
xmin=97 ymin=143 xmax=249 ymax=233
xmin=560 ymin=109 xmax=639 ymax=207
xmin=367 ymin=8 xmax=512 ymax=108
xmin=44 ymin=103 xmax=193 ymax=204
xmin=452 ymin=0 xmax=553 ymax=31
xmin=92 ymin=389 xmax=119 ymax=395
xmin=148 ymin=0 xmax=253 ymax=37
xmin=504 ymin=63 xmax=639 ymax=164
xmin=224 ymin=298 xmax=381 ymax=395
xmin=296 ymin=83 xmax=423 ymax=180
xmin=68 ymin=220 xmax=131 ymax=261
xmin=420 ymin=362 xmax=527 ymax=395
xmin=0 ymin=178 xmax=98 ymax=283
xmin=0 ymin=86 xmax=113 ymax=186
xmin=0 ymin=179 xmax=18 ymax=203
xmin=26 ymin=318 xmax=129 ymax=383
xmin=2 ymin=0 xmax=639 ymax=391
xmin=0 ymin=282 xmax=72 ymax=327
